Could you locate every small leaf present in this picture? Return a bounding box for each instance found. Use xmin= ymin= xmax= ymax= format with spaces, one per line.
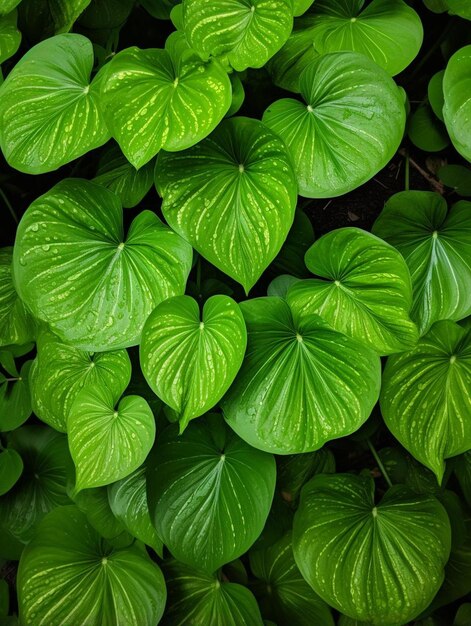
xmin=68 ymin=384 xmax=156 ymax=490
xmin=0 ymin=448 xmax=23 ymax=495
xmin=443 ymin=45 xmax=471 ymax=163
xmin=0 ymin=9 xmax=20 ymax=64
xmin=0 ymin=248 xmax=35 ymax=348
xmin=439 ymin=164 xmax=471 ymax=196
xmin=0 ymin=360 xmax=32 ymax=432
xmin=408 ymin=103 xmax=450 ymax=152
xmin=428 ymin=69 xmax=445 ymax=121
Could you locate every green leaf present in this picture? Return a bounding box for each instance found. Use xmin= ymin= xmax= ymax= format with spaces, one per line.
xmin=222 ymin=297 xmax=381 ymax=454
xmin=147 ymin=415 xmax=276 ymax=573
xmin=0 ymin=248 xmax=35 ymax=348
xmin=263 ymin=52 xmax=405 ymax=198
xmin=0 ymin=34 xmax=110 ymax=174
xmin=267 ymin=275 xmax=300 ymax=299
xmin=443 ymin=45 xmax=471 ymax=163
xmin=439 ymin=164 xmax=471 ymax=196
xmin=0 ymin=9 xmax=20 ymax=64
xmin=0 ymin=0 xmax=21 ymax=15
xmin=30 ymin=329 xmax=131 ymax=432
xmin=293 ymin=473 xmax=451 ymax=625
xmin=287 ymin=228 xmax=418 ymax=355
xmin=108 ymin=467 xmax=163 ymax=556
xmin=78 ymin=0 xmax=134 ymax=29
xmin=17 ymin=505 xmax=167 ymax=626
xmin=140 ymin=0 xmax=180 ymax=19
xmin=0 ymin=448 xmax=23 ymax=495
xmin=100 ymin=33 xmax=232 ymax=169
xmin=72 ymin=486 xmax=129 ymax=540
xmin=140 ymin=295 xmax=246 ymax=431
xmin=455 ymin=604 xmax=471 ymax=626
xmin=372 ymin=191 xmax=471 ymax=334
xmin=227 ymin=72 xmax=245 ymax=117
xmin=161 ymin=558 xmax=264 ymax=626
xmin=0 ymin=426 xmax=73 ymax=542
xmin=423 ymin=0 xmax=449 ymax=11
xmin=182 ymin=0 xmax=294 ymax=72
xmin=0 ymin=360 xmax=32 ymax=432
xmin=93 ymin=143 xmax=155 ymax=208
xmin=408 ymin=103 xmax=450 ymax=152
xmin=428 ymin=69 xmax=445 ymax=121
xmin=18 ymin=0 xmax=92 ymax=41
xmin=293 ymin=0 xmax=315 ymax=15
xmin=447 ymin=0 xmax=471 ymax=19
xmin=156 ymin=116 xmax=298 ymax=292
xmin=250 ymin=532 xmax=334 ymax=626
xmin=277 ymin=448 xmax=335 ymax=503
xmin=68 ymin=384 xmax=156 ymax=490
xmin=380 ymin=320 xmax=471 ymax=483
xmin=13 ymin=178 xmax=192 ymax=351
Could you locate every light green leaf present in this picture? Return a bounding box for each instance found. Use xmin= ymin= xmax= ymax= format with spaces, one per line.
xmin=408 ymin=103 xmax=450 ymax=151
xmin=428 ymin=69 xmax=445 ymax=121
xmin=182 ymin=0 xmax=294 ymax=72
xmin=93 ymin=143 xmax=155 ymax=208
xmin=293 ymin=0 xmax=315 ymax=15
xmin=0 ymin=426 xmax=73 ymax=542
xmin=372 ymin=191 xmax=471 ymax=334
xmin=68 ymin=384 xmax=156 ymax=490
xmin=0 ymin=448 xmax=23 ymax=496
xmin=381 ymin=320 xmax=471 ymax=483
xmin=0 ymin=34 xmax=110 ymax=174
xmin=293 ymin=473 xmax=451 ymax=625
xmin=287 ymin=228 xmax=418 ymax=355
xmin=162 ymin=559 xmax=264 ymax=626
xmin=222 ymin=297 xmax=381 ymax=454
xmin=100 ymin=33 xmax=232 ymax=168
xmin=13 ymin=178 xmax=192 ymax=351
xmin=30 ymin=329 xmax=131 ymax=432
xmin=263 ymin=52 xmax=405 ymax=198
xmin=156 ymin=116 xmax=298 ymax=292
xmin=227 ymin=72 xmax=245 ymax=117
xmin=443 ymin=45 xmax=471 ymax=162
xmin=17 ymin=505 xmax=166 ymax=626
xmin=0 ymin=359 xmax=32 ymax=432
xmin=0 ymin=0 xmax=21 ymax=15
xmin=250 ymin=532 xmax=334 ymax=626
xmin=267 ymin=274 xmax=300 ymax=298
xmin=0 ymin=9 xmax=20 ymax=64
xmin=447 ymin=0 xmax=471 ymax=19
xmin=0 ymin=248 xmax=35 ymax=348
xmin=147 ymin=415 xmax=276 ymax=573
xmin=108 ymin=467 xmax=163 ymax=555
xmin=140 ymin=295 xmax=246 ymax=431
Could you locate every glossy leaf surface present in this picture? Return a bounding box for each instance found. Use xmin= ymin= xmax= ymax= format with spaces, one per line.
xmin=443 ymin=45 xmax=471 ymax=163
xmin=0 ymin=9 xmax=20 ymax=64
xmin=0 ymin=360 xmax=32 ymax=432
xmin=0 ymin=248 xmax=34 ymax=348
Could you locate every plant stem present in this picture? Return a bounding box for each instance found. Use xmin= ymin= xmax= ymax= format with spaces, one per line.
xmin=0 ymin=187 xmax=18 ymax=224
xmin=367 ymin=438 xmax=393 ymax=488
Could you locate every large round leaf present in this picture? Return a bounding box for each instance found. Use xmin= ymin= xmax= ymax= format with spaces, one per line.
xmin=381 ymin=320 xmax=471 ymax=483
xmin=147 ymin=415 xmax=276 ymax=574
xmin=0 ymin=9 xmax=20 ymax=64
xmin=30 ymin=330 xmax=131 ymax=432
xmin=263 ymin=52 xmax=405 ymax=198
xmin=108 ymin=467 xmax=163 ymax=555
xmin=287 ymin=228 xmax=418 ymax=355
xmin=100 ymin=33 xmax=232 ymax=169
xmin=0 ymin=448 xmax=23 ymax=496
xmin=222 ymin=297 xmax=381 ymax=454
xmin=0 ymin=34 xmax=109 ymax=174
xmin=0 ymin=426 xmax=73 ymax=542
xmin=293 ymin=474 xmax=451 ymax=625
xmin=156 ymin=117 xmax=298 ymax=292
xmin=17 ymin=505 xmax=166 ymax=626
xmin=0 ymin=248 xmax=34 ymax=348
xmin=250 ymin=532 xmax=334 ymax=626
xmin=140 ymin=295 xmax=246 ymax=431
xmin=68 ymin=384 xmax=156 ymax=490
xmin=162 ymin=559 xmax=264 ymax=625
xmin=443 ymin=45 xmax=471 ymax=163
xmin=182 ymin=0 xmax=294 ymax=72
xmin=372 ymin=192 xmax=471 ymax=335
xmin=13 ymin=178 xmax=192 ymax=352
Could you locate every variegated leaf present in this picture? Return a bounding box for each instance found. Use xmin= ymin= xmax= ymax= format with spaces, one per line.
xmin=156 ymin=117 xmax=298 ymax=292
xmin=381 ymin=320 xmax=471 ymax=483
xmin=0 ymin=248 xmax=35 ymax=347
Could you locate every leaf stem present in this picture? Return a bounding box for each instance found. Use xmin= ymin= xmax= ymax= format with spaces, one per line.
xmin=0 ymin=187 xmax=18 ymax=224
xmin=367 ymin=438 xmax=393 ymax=489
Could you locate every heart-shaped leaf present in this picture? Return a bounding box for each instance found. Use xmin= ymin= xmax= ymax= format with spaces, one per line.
xmin=263 ymin=51 xmax=405 ymax=198
xmin=147 ymin=415 xmax=276 ymax=573
xmin=250 ymin=531 xmax=334 ymax=626
xmin=156 ymin=116 xmax=298 ymax=292
xmin=162 ymin=559 xmax=264 ymax=625
xmin=287 ymin=228 xmax=419 ymax=355
xmin=0 ymin=359 xmax=32 ymax=432
xmin=100 ymin=33 xmax=232 ymax=169
xmin=108 ymin=467 xmax=163 ymax=556
xmin=30 ymin=329 xmax=131 ymax=432
xmin=0 ymin=425 xmax=73 ymax=542
xmin=0 ymin=448 xmax=23 ymax=496
xmin=222 ymin=297 xmax=381 ymax=454
xmin=0 ymin=9 xmax=20 ymax=64
xmin=182 ymin=0 xmax=294 ymax=72
xmin=381 ymin=320 xmax=471 ymax=483
xmin=0 ymin=248 xmax=35 ymax=348
xmin=140 ymin=295 xmax=246 ymax=431
xmin=443 ymin=45 xmax=471 ymax=163
xmin=13 ymin=178 xmax=192 ymax=351
xmin=68 ymin=384 xmax=156 ymax=490
xmin=293 ymin=473 xmax=451 ymax=625
xmin=0 ymin=33 xmax=109 ymax=174
xmin=372 ymin=192 xmax=471 ymax=335
xmin=17 ymin=505 xmax=167 ymax=626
